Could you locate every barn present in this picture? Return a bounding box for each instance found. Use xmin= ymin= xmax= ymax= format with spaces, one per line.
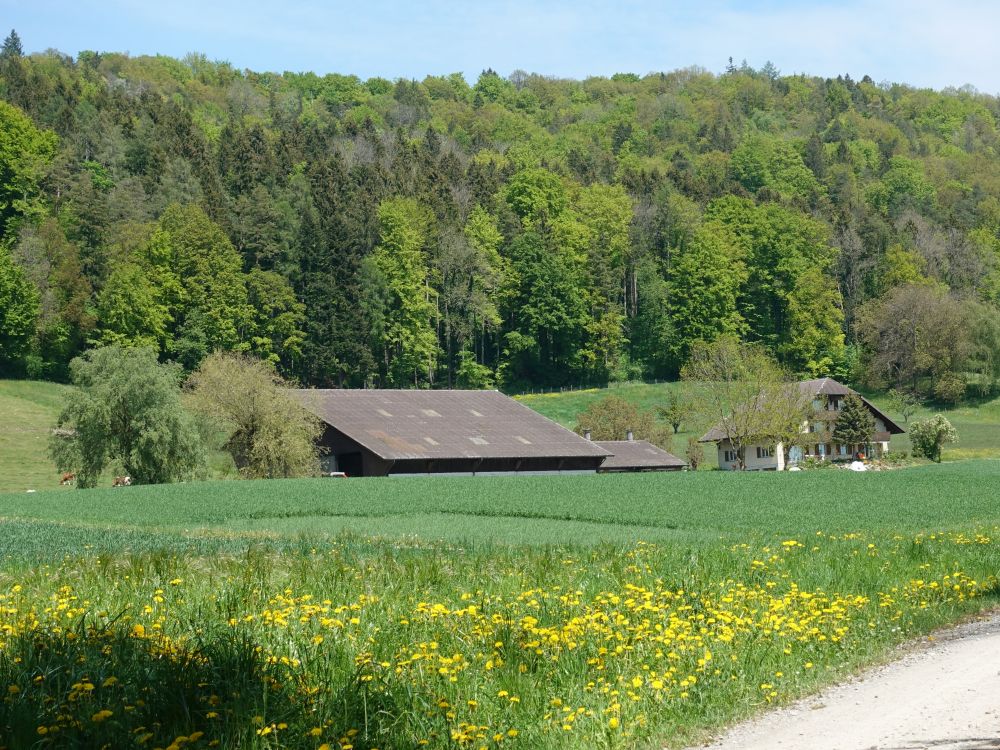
xmin=291 ymin=389 xmax=685 ymax=477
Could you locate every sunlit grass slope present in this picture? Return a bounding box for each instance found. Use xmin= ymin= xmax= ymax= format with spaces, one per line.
xmin=0 ymin=379 xmax=71 ymax=493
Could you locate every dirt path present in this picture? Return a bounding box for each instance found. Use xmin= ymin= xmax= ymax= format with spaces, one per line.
xmin=691 ymin=611 xmax=1000 ymax=750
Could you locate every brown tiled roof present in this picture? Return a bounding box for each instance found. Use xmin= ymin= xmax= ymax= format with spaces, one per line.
xmin=797 ymin=377 xmax=854 ymax=397
xmin=290 ymin=389 xmax=611 ymax=461
xmin=698 ymin=378 xmax=905 ymax=442
xmin=593 ymin=440 xmax=686 ymax=470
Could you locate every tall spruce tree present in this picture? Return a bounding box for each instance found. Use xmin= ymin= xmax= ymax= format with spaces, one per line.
xmin=0 ymin=29 xmax=22 ymax=59
xmin=832 ymin=394 xmax=876 ymax=452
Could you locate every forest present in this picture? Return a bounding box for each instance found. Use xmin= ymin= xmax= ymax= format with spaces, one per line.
xmin=1 ymin=30 xmax=999 ymax=399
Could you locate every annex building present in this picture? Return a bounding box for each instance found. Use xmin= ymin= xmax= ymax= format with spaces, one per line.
xmin=291 ymin=389 xmax=684 ymax=477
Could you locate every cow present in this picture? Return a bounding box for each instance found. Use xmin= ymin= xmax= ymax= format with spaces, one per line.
xmin=112 ymin=475 xmax=132 ymax=487
xmin=59 ymin=472 xmax=76 ymax=486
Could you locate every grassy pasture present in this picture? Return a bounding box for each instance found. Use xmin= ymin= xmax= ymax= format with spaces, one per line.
xmin=0 ymin=380 xmax=72 ymax=493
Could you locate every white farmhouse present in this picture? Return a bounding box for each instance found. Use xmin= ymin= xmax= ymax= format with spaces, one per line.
xmin=699 ymin=378 xmax=905 ymax=471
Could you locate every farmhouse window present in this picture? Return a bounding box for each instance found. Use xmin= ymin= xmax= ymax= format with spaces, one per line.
xmin=756 ymin=446 xmax=774 ymax=459
xmin=724 ymin=450 xmax=737 ymax=463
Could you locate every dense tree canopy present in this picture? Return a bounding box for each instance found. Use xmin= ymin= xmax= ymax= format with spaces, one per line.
xmin=49 ymin=345 xmax=203 ymax=487
xmin=1 ymin=36 xmax=999 ymax=398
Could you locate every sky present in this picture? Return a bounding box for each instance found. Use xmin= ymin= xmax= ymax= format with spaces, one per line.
xmin=4 ymin=0 xmax=1000 ymax=92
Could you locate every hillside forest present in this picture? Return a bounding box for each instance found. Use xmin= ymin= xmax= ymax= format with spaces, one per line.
xmin=1 ymin=31 xmax=999 ymax=399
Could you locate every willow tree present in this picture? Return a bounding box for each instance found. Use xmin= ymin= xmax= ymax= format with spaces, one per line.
xmin=49 ymin=346 xmax=203 ymax=487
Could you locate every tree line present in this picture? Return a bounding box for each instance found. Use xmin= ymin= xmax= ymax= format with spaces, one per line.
xmin=1 ymin=30 xmax=999 ymax=399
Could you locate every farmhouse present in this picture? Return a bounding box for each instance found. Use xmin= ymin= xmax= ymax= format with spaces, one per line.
xmin=700 ymin=378 xmax=905 ymax=471
xmin=292 ymin=389 xmax=686 ymax=476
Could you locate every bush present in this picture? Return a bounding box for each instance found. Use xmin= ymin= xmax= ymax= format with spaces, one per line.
xmin=685 ymin=437 xmax=704 ymax=470
xmin=933 ymin=374 xmax=966 ymax=405
xmin=909 ymin=415 xmax=958 ymax=463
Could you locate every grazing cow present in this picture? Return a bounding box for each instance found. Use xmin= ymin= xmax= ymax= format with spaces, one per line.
xmin=112 ymin=475 xmax=132 ymax=487
xmin=59 ymin=472 xmax=76 ymax=486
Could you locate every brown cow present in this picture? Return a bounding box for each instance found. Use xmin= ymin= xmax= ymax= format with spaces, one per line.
xmin=59 ymin=472 xmax=76 ymax=486
xmin=112 ymin=475 xmax=131 ymax=487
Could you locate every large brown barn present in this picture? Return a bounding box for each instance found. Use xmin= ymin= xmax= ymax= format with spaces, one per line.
xmin=291 ymin=389 xmax=685 ymax=477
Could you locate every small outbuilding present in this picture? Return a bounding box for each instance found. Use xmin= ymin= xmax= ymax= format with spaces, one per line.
xmin=593 ymin=439 xmax=686 ymax=472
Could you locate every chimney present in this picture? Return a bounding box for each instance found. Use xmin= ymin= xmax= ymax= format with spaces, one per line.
xmin=626 ymin=429 xmax=634 ymax=442
xmin=583 ymin=429 xmax=592 ymax=441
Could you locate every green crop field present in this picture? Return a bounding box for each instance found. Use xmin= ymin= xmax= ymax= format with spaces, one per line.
xmin=1 ymin=464 xmax=999 ymax=748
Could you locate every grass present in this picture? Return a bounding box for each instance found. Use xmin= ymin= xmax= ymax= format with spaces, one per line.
xmin=0 ymin=379 xmax=72 ymax=493
xmin=3 ymin=461 xmax=1000 ymax=541
xmin=0 ymin=464 xmax=999 ymax=747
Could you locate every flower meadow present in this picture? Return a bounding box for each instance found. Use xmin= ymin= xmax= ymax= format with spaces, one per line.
xmin=1 ymin=527 xmax=997 ymax=749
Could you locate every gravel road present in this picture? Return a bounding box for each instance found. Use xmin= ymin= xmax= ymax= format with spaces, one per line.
xmin=690 ymin=610 xmax=1000 ymax=750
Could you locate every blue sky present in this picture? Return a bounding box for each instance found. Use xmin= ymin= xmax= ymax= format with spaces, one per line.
xmin=4 ymin=0 xmax=1000 ymax=92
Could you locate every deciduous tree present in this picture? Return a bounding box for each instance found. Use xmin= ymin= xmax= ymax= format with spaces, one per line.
xmin=186 ymin=352 xmax=321 ymax=478
xmin=682 ymin=335 xmax=809 ymax=470
xmin=0 ymin=244 xmax=38 ymax=369
xmin=49 ymin=346 xmax=203 ymax=487
xmin=573 ymin=395 xmax=671 ymax=449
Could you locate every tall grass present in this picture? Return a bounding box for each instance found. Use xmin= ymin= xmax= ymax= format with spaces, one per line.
xmin=0 ymin=529 xmax=996 ymax=749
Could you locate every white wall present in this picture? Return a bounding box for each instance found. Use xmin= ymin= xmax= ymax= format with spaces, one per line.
xmin=716 ymin=440 xmax=783 ymax=471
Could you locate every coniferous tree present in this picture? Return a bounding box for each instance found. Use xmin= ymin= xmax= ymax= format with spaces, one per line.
xmin=0 ymin=29 xmax=22 ymax=59
xmin=832 ymin=394 xmax=876 ymax=452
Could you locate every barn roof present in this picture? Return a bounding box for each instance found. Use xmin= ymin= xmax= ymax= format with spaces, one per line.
xmin=698 ymin=378 xmax=904 ymax=442
xmin=290 ymin=389 xmax=611 ymax=461
xmin=593 ymin=440 xmax=686 ymax=470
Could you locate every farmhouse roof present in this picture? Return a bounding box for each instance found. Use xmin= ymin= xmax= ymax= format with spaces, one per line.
xmin=698 ymin=378 xmax=904 ymax=443
xmin=290 ymin=389 xmax=612 ymax=461
xmin=593 ymin=440 xmax=686 ymax=470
